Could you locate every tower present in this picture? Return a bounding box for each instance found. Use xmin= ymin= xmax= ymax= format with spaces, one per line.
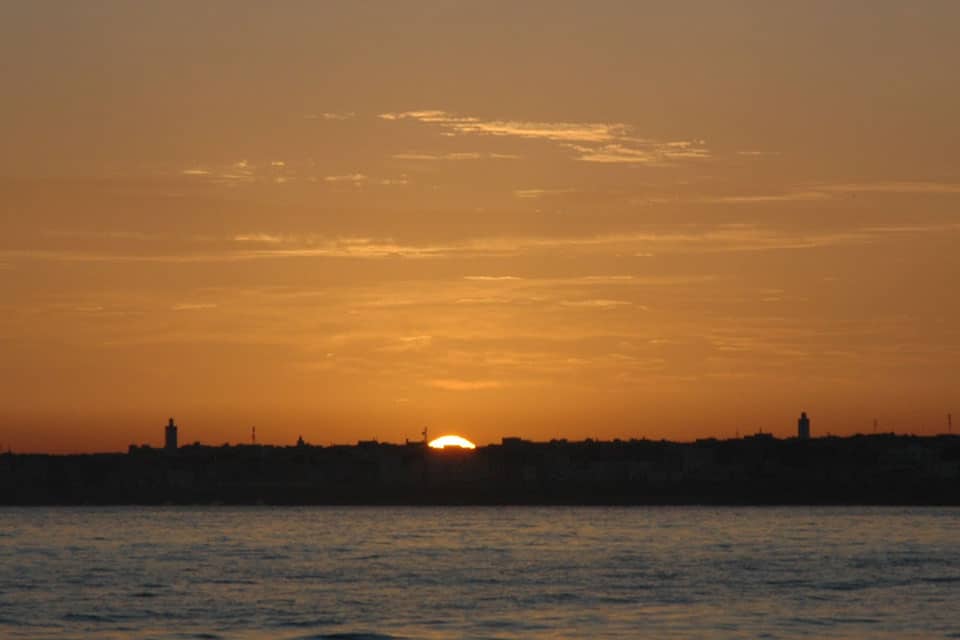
xmin=164 ymin=418 xmax=178 ymax=451
xmin=797 ymin=412 xmax=811 ymax=440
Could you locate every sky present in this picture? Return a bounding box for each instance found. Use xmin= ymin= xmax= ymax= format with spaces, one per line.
xmin=1 ymin=1 xmax=958 ymax=452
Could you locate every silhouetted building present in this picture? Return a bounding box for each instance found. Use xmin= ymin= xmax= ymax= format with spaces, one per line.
xmin=165 ymin=418 xmax=178 ymax=452
xmin=798 ymin=412 xmax=811 ymax=440
xmin=9 ymin=431 xmax=960 ymax=505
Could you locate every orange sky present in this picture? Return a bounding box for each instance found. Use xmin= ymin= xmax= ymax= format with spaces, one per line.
xmin=1 ymin=2 xmax=958 ymax=452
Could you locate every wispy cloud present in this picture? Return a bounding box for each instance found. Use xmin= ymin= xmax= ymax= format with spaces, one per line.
xmin=513 ymin=188 xmax=575 ymax=199
xmin=305 ymin=112 xmax=356 ymax=121
xmin=6 ymin=223 xmax=958 ymax=266
xmin=179 ymin=160 xmax=260 ymax=185
xmin=393 ymin=151 xmax=520 ymax=161
xmin=820 ymin=181 xmax=960 ymax=194
xmin=233 ymin=233 xmax=288 ymax=244
xmin=178 ymin=160 xmax=408 ymax=188
xmin=324 ymin=173 xmax=368 ymax=184
xmin=428 ymin=378 xmax=503 ymax=391
xmin=43 ymin=230 xmax=154 ymax=241
xmin=697 ymin=190 xmax=831 ymax=204
xmin=379 ymin=335 xmax=433 ymax=352
xmin=379 ymin=110 xmax=709 ymax=166
xmin=569 ymin=141 xmax=710 ymax=164
xmin=379 ymin=110 xmax=626 ymax=143
xmin=171 ymin=303 xmax=218 ymax=311
xmin=737 ymin=150 xmax=782 ymax=157
xmin=560 ymin=299 xmax=635 ymax=309
xmin=697 ymin=181 xmax=960 ymax=204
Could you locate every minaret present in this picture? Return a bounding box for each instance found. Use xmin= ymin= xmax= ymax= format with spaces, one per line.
xmin=164 ymin=418 xmax=178 ymax=452
xmin=797 ymin=412 xmax=811 ymax=440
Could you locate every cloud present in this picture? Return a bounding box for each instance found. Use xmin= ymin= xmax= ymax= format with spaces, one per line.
xmin=513 ymin=188 xmax=575 ymax=199
xmin=569 ymin=141 xmax=710 ymax=165
xmin=819 ymin=181 xmax=960 ymax=194
xmin=178 ymin=160 xmax=258 ymax=185
xmin=7 ymin=223 xmax=958 ymax=266
xmin=392 ymin=152 xmax=520 ymax=161
xmin=737 ymin=150 xmax=782 ymax=157
xmin=379 ymin=335 xmax=433 ymax=352
xmin=171 ymin=303 xmax=218 ymax=311
xmin=305 ymin=112 xmax=356 ymax=121
xmin=240 ymin=237 xmax=453 ymax=259
xmin=463 ymin=275 xmax=523 ymax=281
xmin=560 ymin=299 xmax=635 ymax=309
xmin=177 ymin=160 xmax=405 ymax=188
xmin=43 ymin=230 xmax=153 ymax=241
xmin=698 ymin=190 xmax=831 ymax=204
xmin=379 ymin=110 xmax=709 ymax=166
xmin=575 ymin=275 xmax=641 ymax=283
xmin=428 ymin=379 xmax=503 ymax=391
xmin=324 ymin=173 xmax=368 ymax=183
xmin=380 ymin=110 xmax=626 ymax=143
xmin=697 ymin=181 xmax=960 ymax=204
xmin=860 ymin=223 xmax=960 ymax=234
xmin=233 ymin=233 xmax=288 ymax=244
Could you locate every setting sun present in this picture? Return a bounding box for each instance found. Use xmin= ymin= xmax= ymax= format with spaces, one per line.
xmin=428 ymin=435 xmax=477 ymax=450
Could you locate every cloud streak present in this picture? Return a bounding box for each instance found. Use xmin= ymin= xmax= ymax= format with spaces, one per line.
xmin=379 ymin=110 xmax=709 ymax=166
xmin=393 ymin=152 xmax=520 ymax=161
xmin=305 ymin=112 xmax=356 ymax=121
xmin=428 ymin=378 xmax=503 ymax=391
xmin=324 ymin=173 xmax=368 ymax=184
xmin=695 ymin=181 xmax=960 ymax=204
xmin=171 ymin=303 xmax=218 ymax=311
xmin=5 ymin=223 xmax=958 ymax=265
xmin=820 ymin=181 xmax=960 ymax=194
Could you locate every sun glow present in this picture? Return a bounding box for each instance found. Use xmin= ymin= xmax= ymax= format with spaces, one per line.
xmin=428 ymin=435 xmax=477 ymax=449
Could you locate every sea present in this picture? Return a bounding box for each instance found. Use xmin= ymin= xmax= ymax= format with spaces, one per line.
xmin=1 ymin=507 xmax=958 ymax=639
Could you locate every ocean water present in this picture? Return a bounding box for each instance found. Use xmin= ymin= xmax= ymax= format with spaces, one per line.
xmin=0 ymin=507 xmax=958 ymax=639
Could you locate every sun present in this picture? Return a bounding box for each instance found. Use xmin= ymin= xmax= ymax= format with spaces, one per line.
xmin=428 ymin=435 xmax=477 ymax=449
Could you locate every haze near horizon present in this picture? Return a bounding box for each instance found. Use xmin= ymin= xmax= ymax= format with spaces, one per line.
xmin=1 ymin=1 xmax=958 ymax=452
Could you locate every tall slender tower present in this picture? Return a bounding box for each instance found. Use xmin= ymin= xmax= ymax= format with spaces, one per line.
xmin=797 ymin=412 xmax=811 ymax=440
xmin=164 ymin=418 xmax=178 ymax=452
